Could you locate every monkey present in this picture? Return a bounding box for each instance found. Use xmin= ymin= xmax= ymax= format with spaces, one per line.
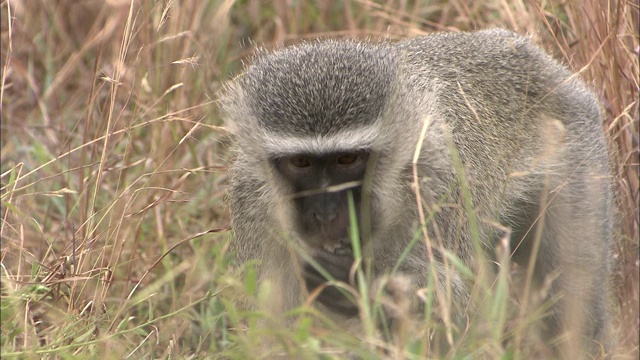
xmin=219 ymin=29 xmax=613 ymax=357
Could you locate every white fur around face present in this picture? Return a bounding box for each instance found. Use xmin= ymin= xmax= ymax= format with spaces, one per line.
xmin=258 ymin=125 xmax=382 ymax=156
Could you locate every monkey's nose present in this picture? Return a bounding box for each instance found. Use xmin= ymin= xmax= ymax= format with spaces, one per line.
xmin=314 ymin=210 xmax=337 ymax=223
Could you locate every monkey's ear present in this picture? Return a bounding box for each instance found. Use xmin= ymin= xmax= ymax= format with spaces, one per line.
xmin=216 ymin=79 xmax=252 ymax=137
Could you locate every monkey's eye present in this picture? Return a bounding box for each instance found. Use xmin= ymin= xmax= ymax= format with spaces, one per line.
xmin=337 ymin=153 xmax=359 ymax=165
xmin=290 ymin=156 xmax=312 ymax=168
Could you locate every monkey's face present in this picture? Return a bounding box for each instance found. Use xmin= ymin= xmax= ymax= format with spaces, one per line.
xmin=273 ymin=150 xmax=370 ymax=254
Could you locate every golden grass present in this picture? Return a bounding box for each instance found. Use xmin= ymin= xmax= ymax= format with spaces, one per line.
xmin=1 ymin=0 xmax=637 ymax=358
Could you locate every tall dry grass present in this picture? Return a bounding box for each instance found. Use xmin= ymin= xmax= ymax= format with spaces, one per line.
xmin=1 ymin=0 xmax=637 ymax=358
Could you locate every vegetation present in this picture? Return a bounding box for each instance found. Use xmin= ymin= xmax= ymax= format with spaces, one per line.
xmin=1 ymin=0 xmax=637 ymax=358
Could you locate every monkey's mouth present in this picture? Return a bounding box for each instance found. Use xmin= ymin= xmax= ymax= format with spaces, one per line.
xmin=322 ymin=242 xmax=353 ymax=257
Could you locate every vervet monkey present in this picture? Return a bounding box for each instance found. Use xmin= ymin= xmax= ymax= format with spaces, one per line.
xmin=219 ymin=29 xmax=613 ymax=356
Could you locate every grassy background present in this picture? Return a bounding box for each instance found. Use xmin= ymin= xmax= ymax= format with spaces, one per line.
xmin=1 ymin=0 xmax=637 ymax=358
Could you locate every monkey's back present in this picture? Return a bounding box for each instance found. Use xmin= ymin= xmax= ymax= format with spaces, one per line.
xmin=398 ymin=29 xmax=604 ymax=150
xmin=394 ymin=29 xmax=611 ymax=221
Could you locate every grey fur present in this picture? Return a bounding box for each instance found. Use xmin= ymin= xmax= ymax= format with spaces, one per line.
xmin=219 ymin=29 xmax=613 ymax=356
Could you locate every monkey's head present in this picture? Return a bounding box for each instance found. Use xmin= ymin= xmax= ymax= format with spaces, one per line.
xmin=221 ymin=40 xmax=419 ymax=256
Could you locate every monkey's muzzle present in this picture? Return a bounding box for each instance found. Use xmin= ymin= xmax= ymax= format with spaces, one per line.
xmin=322 ymin=242 xmax=353 ymax=257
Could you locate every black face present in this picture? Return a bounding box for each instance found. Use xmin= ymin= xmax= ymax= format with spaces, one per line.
xmin=273 ymin=150 xmax=370 ymax=252
xmin=274 ymin=149 xmax=371 ymax=317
